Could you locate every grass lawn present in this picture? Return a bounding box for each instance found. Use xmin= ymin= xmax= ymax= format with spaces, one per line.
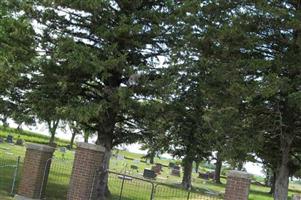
xmin=0 ymin=128 xmax=300 ymax=199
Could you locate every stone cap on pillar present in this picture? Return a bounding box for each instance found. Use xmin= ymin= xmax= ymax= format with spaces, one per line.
xmin=77 ymin=142 xmax=106 ymax=152
xmin=26 ymin=143 xmax=55 ymax=153
xmin=227 ymin=170 xmax=252 ymax=179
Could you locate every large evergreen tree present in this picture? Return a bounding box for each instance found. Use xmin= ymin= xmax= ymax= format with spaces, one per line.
xmin=24 ymin=1 xmax=180 ymax=198
xmin=0 ymin=1 xmax=35 ymax=128
xmin=236 ymin=2 xmax=301 ymax=199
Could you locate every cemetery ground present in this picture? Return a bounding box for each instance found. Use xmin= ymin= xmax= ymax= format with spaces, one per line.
xmin=0 ymin=128 xmax=300 ymax=199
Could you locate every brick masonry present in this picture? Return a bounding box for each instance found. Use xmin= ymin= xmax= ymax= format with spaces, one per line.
xmin=16 ymin=143 xmax=55 ymax=200
xmin=67 ymin=142 xmax=105 ymax=200
xmin=224 ymin=170 xmax=252 ymax=200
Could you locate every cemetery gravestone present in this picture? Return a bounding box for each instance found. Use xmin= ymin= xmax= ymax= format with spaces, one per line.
xmin=199 ymin=172 xmax=209 ymax=180
xmin=6 ymin=135 xmax=13 ymax=143
xmin=0 ymin=137 xmax=3 ymax=143
xmin=208 ymin=171 xmax=215 ymax=179
xmin=16 ymin=138 xmax=25 ymax=146
xmin=117 ymin=154 xmax=124 ymax=161
xmin=143 ymin=169 xmax=156 ymax=179
xmin=155 ymin=163 xmax=162 ymax=170
xmin=171 ymin=165 xmax=181 ymax=177
xmin=151 ymin=165 xmax=161 ymax=174
xmin=60 ymin=147 xmax=67 ymax=159
xmin=168 ymin=162 xmax=175 ymax=168
xmin=130 ymin=165 xmax=139 ymax=173
xmin=131 ymin=165 xmax=138 ymax=170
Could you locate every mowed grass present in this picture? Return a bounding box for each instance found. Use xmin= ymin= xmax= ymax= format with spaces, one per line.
xmin=0 ymin=130 xmax=301 ymax=199
xmin=0 ymin=127 xmax=70 ymax=147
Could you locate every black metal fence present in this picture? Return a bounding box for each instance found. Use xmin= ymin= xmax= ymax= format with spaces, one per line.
xmin=0 ymin=151 xmax=21 ymax=197
xmin=107 ymin=171 xmax=223 ymax=200
xmin=41 ymin=157 xmax=74 ymax=200
xmin=0 ymin=151 xmax=222 ymax=200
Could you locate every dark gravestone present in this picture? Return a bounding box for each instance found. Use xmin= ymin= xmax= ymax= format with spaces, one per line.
xmin=155 ymin=163 xmax=163 ymax=170
xmin=151 ymin=165 xmax=161 ymax=174
xmin=15 ymin=139 xmax=25 ymax=146
xmin=199 ymin=172 xmax=209 ymax=180
xmin=143 ymin=169 xmax=156 ymax=179
xmin=171 ymin=165 xmax=181 ymax=177
xmin=169 ymin=162 xmax=176 ymax=168
xmin=208 ymin=171 xmax=215 ymax=179
xmin=0 ymin=137 xmax=3 ymax=143
xmin=171 ymin=168 xmax=181 ymax=177
xmin=6 ymin=135 xmax=13 ymax=143
xmin=131 ymin=165 xmax=138 ymax=170
xmin=152 ymin=163 xmax=163 ymax=174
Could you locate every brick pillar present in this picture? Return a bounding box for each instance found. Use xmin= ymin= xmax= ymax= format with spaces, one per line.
xmin=15 ymin=143 xmax=55 ymax=200
xmin=67 ymin=142 xmax=105 ymax=200
xmin=224 ymin=170 xmax=252 ymax=200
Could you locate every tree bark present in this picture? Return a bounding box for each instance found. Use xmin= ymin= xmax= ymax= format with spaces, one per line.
xmin=47 ymin=120 xmax=59 ymax=145
xmin=70 ymin=131 xmax=76 ymax=149
xmin=274 ymin=138 xmax=291 ymax=200
xmin=149 ymin=151 xmax=155 ymax=164
xmin=269 ymin=172 xmax=276 ymax=195
xmin=49 ymin=130 xmax=55 ymax=144
xmin=182 ymin=157 xmax=193 ymax=189
xmin=92 ymin=143 xmax=112 ymax=200
xmin=214 ymin=153 xmax=222 ymax=184
xmin=195 ymin=161 xmax=200 ymax=173
xmin=237 ymin=161 xmax=244 ymax=171
xmin=93 ymin=124 xmax=115 ymax=200
xmin=84 ymin=131 xmax=89 ymax=143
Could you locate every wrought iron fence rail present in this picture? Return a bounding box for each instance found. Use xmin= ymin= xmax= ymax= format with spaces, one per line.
xmin=0 ymin=155 xmax=21 ymax=196
xmin=106 ymin=170 xmax=222 ymax=200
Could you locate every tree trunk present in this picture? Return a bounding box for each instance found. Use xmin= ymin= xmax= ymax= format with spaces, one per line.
xmin=47 ymin=120 xmax=59 ymax=145
xmin=1 ymin=116 xmax=8 ymax=129
xmin=93 ymin=128 xmax=114 ymax=200
xmin=182 ymin=157 xmax=193 ymax=189
xmin=237 ymin=161 xmax=244 ymax=171
xmin=214 ymin=153 xmax=222 ymax=184
xmin=149 ymin=151 xmax=155 ymax=164
xmin=274 ymin=138 xmax=291 ymax=200
xmin=70 ymin=131 xmax=76 ymax=149
xmin=269 ymin=172 xmax=276 ymax=195
xmin=84 ymin=131 xmax=89 ymax=143
xmin=92 ymin=144 xmax=112 ymax=200
xmin=49 ymin=131 xmax=55 ymax=144
xmin=195 ymin=161 xmax=200 ymax=173
xmin=150 ymin=155 xmax=154 ymax=164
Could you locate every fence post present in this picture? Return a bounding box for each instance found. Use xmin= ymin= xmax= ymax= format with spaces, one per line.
xmin=150 ymin=183 xmax=155 ymax=200
xmin=224 ymin=170 xmax=251 ymax=200
xmin=119 ymin=176 xmax=126 ymax=200
xmin=14 ymin=143 xmax=55 ymax=200
xmin=10 ymin=156 xmax=20 ymax=195
xmin=187 ymin=188 xmax=191 ymax=200
xmin=67 ymin=142 xmax=105 ymax=200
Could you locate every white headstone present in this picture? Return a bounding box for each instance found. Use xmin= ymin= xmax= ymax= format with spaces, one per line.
xmin=117 ymin=155 xmax=124 ymax=160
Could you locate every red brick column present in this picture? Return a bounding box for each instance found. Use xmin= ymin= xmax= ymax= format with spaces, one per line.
xmin=15 ymin=143 xmax=55 ymax=200
xmin=224 ymin=170 xmax=252 ymax=200
xmin=67 ymin=142 xmax=105 ymax=200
